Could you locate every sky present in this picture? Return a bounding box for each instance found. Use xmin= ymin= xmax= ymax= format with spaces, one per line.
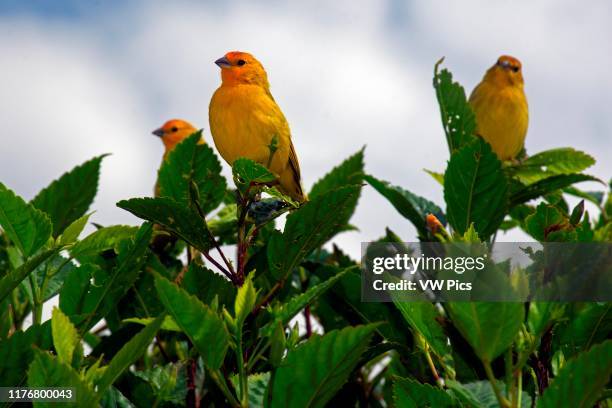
xmin=1 ymin=0 xmax=611 ymax=259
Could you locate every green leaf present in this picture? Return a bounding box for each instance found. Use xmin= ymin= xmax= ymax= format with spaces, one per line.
xmin=267 ymin=186 xmax=360 ymax=282
xmin=260 ymin=267 xmax=353 ymax=338
xmin=365 ymin=175 xmax=444 ymax=238
xmin=70 ymin=225 xmax=138 ymax=261
xmin=513 ymin=148 xmax=595 ymax=183
xmin=525 ymin=203 xmax=566 ymax=241
xmin=309 ymin=149 xmax=364 ymax=199
xmin=182 ymin=263 xmax=236 ymax=309
xmin=269 ymin=324 xmax=378 ymax=408
xmin=446 ymin=302 xmax=524 ymax=362
xmin=154 ymin=275 xmax=229 ymax=369
xmin=0 ymin=182 xmax=53 ymax=257
xmin=31 ymin=155 xmax=106 ymax=236
xmin=117 ymin=197 xmax=212 ymax=252
xmin=157 ymin=132 xmax=226 ymax=213
xmin=393 ymin=377 xmax=456 ymax=408
xmin=235 ymin=276 xmax=257 ymax=326
xmin=59 ymin=213 xmax=92 ymax=246
xmin=59 ymin=263 xmax=97 ymax=316
xmin=0 ymin=323 xmax=53 ymax=386
xmin=28 ymin=350 xmax=98 ymax=407
xmin=51 ymin=307 xmax=80 ymax=365
xmin=447 ymin=380 xmax=532 ymax=408
xmin=123 ymin=315 xmax=182 ymax=332
xmin=78 ymin=223 xmax=152 ymax=330
xmin=444 ymin=138 xmax=508 ymax=239
xmin=558 ymin=303 xmax=611 ymax=356
xmin=510 ymin=174 xmax=601 ymax=207
xmin=393 ymin=301 xmax=450 ymax=360
xmin=96 ymin=314 xmax=164 ymax=394
xmin=0 ymin=247 xmax=57 ymax=303
xmin=424 ymin=169 xmax=445 ymax=186
xmin=538 ymin=340 xmax=612 ymax=408
xmin=433 ymin=59 xmax=477 ymax=153
xmin=232 ymin=158 xmax=277 ymax=193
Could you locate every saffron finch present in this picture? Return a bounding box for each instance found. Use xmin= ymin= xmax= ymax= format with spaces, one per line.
xmin=152 ymin=119 xmax=203 ymax=196
xmin=469 ymin=55 xmax=529 ymax=161
xmin=209 ymin=51 xmax=306 ymax=202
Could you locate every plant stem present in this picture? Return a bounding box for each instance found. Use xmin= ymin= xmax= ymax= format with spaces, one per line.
xmin=209 ymin=369 xmax=241 ymax=407
xmin=483 ymin=360 xmax=510 ymax=408
xmin=423 ymin=343 xmax=442 ymax=387
xmin=236 ymin=330 xmax=248 ymax=407
xmin=515 ymin=369 xmax=522 ymax=408
xmin=28 ymin=274 xmax=42 ymax=325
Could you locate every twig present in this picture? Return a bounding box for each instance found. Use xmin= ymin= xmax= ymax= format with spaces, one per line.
xmin=304 ymin=306 xmax=313 ymax=338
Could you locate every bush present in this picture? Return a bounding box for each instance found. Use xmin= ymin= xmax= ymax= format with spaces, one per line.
xmin=0 ymin=60 xmax=610 ymax=407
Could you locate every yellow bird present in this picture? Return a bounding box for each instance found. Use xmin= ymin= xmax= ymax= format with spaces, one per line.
xmin=152 ymin=119 xmax=203 ymax=196
xmin=152 ymin=119 xmax=203 ymax=159
xmin=469 ymin=55 xmax=529 ymax=161
xmin=209 ymin=51 xmax=306 ymax=202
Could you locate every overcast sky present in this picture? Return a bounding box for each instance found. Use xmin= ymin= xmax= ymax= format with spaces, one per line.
xmin=1 ymin=0 xmax=610 ymax=258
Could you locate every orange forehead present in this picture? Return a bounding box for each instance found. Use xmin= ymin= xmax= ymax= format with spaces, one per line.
xmin=497 ymin=55 xmax=522 ymax=69
xmin=225 ymin=51 xmax=255 ymax=62
xmin=161 ymin=119 xmax=194 ymax=131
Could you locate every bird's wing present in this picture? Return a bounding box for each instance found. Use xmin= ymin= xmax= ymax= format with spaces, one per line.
xmin=288 ymin=140 xmax=302 ymax=186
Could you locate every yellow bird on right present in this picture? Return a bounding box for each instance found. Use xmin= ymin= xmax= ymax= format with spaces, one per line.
xmin=469 ymin=55 xmax=529 ymax=161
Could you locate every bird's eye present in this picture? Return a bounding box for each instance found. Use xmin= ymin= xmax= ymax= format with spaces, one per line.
xmin=511 ymin=66 xmax=519 ymax=73
xmin=237 ymin=59 xmax=246 ymax=66
xmin=171 ymin=127 xmax=178 ymax=132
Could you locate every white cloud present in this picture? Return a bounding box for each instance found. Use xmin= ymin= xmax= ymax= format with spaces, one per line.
xmin=0 ymin=1 xmax=610 ymax=259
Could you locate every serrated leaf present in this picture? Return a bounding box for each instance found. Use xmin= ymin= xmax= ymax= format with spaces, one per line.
xmin=59 ymin=213 xmax=91 ymax=246
xmin=393 ymin=377 xmax=456 ymax=408
xmin=235 ymin=276 xmax=257 ymax=325
xmin=59 ymin=263 xmax=97 ymax=316
xmin=309 ymin=149 xmax=364 ymax=199
xmin=444 ymin=138 xmax=508 ymax=239
xmin=28 ymin=350 xmax=98 ymax=407
xmin=96 ymin=315 xmax=164 ymax=395
xmin=51 ymin=307 xmax=79 ymax=365
xmin=154 ymin=275 xmax=229 ymax=369
xmin=433 ymin=60 xmax=477 ymax=153
xmin=70 ymin=225 xmax=138 ymax=261
xmin=31 ymin=155 xmax=106 ymax=236
xmin=365 ymin=175 xmax=444 ymax=238
xmin=447 ymin=380 xmax=531 ymax=408
xmin=392 ymin=301 xmax=450 ymax=361
xmin=157 ymin=132 xmax=225 ymax=214
xmin=260 ymin=267 xmax=353 ymax=338
xmin=117 ymin=197 xmax=212 ymax=252
xmin=182 ymin=263 xmax=236 ymax=310
xmin=267 ymin=186 xmax=360 ymax=282
xmin=0 ymin=247 xmax=57 ymax=303
xmin=558 ymin=303 xmax=611 ymax=356
xmin=232 ymin=158 xmax=277 ymax=193
xmin=231 ymin=372 xmax=270 ymax=408
xmin=78 ymin=223 xmax=152 ymax=330
xmin=510 ymin=174 xmax=601 ymax=207
xmin=269 ymin=324 xmax=378 ymax=408
xmin=538 ymin=340 xmax=612 ymax=408
xmin=525 ymin=203 xmax=566 ymax=241
xmin=446 ymin=302 xmax=523 ymax=362
xmin=514 ymin=148 xmax=595 ymax=180
xmin=0 ymin=182 xmax=53 ymax=257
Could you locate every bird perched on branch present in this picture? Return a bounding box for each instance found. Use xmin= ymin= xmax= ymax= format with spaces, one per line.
xmin=209 ymin=51 xmax=306 ymax=202
xmin=469 ymin=55 xmax=529 ymax=161
xmin=151 ymin=119 xmax=204 ymax=261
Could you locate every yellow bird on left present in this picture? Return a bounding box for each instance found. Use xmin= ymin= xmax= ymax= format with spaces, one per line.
xmin=152 ymin=119 xmax=203 ymax=196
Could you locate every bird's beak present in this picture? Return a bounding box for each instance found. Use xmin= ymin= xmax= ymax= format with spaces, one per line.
xmin=215 ymin=56 xmax=232 ymax=69
xmin=152 ymin=128 xmax=164 ymax=137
